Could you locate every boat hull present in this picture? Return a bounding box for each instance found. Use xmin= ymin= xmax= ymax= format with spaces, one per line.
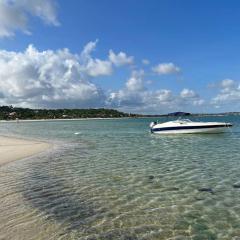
xmin=152 ymin=127 xmax=229 ymax=134
xmin=151 ymin=123 xmax=232 ymax=134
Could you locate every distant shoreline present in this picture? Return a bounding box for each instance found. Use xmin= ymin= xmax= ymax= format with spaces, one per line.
xmin=0 ymin=113 xmax=239 ymax=123
xmin=0 ymin=117 xmax=133 ymax=123
xmin=1 ymin=106 xmax=240 ymax=121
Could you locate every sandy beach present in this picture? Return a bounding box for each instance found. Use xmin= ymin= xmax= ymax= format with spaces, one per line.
xmin=0 ymin=136 xmax=51 ymax=166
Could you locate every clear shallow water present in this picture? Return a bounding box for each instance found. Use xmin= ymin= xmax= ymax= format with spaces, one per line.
xmin=0 ymin=116 xmax=240 ymax=240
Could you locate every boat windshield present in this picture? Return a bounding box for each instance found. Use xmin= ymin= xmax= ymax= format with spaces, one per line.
xmin=174 ymin=118 xmax=192 ymax=123
xmin=180 ymin=119 xmax=192 ymax=122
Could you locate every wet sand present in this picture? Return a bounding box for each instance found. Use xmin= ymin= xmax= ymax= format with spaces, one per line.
xmin=0 ymin=136 xmax=51 ymax=166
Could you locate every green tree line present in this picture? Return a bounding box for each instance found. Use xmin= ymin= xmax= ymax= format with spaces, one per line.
xmin=0 ymin=106 xmax=140 ymax=120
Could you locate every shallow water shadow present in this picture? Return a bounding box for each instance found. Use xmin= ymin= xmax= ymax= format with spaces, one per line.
xmin=20 ymin=146 xmax=103 ymax=236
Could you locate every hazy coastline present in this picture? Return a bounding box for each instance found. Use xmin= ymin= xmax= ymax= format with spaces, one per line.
xmin=1 ymin=112 xmax=240 ymax=123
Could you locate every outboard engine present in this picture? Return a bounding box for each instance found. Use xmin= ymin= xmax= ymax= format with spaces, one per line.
xmin=149 ymin=121 xmax=157 ymax=128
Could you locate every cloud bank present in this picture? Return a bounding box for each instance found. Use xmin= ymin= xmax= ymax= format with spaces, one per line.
xmin=212 ymin=79 xmax=240 ymax=106
xmin=0 ymin=41 xmax=206 ymax=113
xmin=0 ymin=0 xmax=59 ymax=37
xmin=108 ymin=70 xmax=204 ymax=113
xmin=0 ymin=43 xmax=107 ymax=108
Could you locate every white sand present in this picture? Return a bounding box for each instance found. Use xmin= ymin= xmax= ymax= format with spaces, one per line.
xmin=0 ymin=136 xmax=51 ymax=166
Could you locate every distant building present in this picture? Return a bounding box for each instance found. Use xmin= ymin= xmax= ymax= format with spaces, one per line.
xmin=9 ymin=112 xmax=16 ymax=116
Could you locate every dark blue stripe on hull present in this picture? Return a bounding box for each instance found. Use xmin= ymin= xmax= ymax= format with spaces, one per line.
xmin=152 ymin=124 xmax=232 ymax=132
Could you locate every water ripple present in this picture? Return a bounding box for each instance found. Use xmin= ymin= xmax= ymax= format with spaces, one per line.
xmin=1 ymin=117 xmax=240 ymax=239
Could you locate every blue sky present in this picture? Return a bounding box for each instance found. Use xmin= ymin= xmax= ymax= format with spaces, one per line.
xmin=0 ymin=0 xmax=240 ymax=113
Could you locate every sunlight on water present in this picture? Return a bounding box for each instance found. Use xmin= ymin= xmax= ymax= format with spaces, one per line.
xmin=0 ymin=116 xmax=240 ymax=239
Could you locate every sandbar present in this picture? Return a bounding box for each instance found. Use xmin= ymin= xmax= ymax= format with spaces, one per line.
xmin=0 ymin=136 xmax=51 ymax=166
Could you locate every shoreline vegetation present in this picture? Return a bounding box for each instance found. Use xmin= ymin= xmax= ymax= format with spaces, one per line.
xmin=1 ymin=106 xmax=240 ymax=121
xmin=0 ymin=106 xmax=139 ymax=120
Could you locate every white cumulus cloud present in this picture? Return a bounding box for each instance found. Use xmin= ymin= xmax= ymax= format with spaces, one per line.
xmin=220 ymin=79 xmax=235 ymax=89
xmin=179 ymin=88 xmax=205 ymax=107
xmin=125 ymin=70 xmax=145 ymax=92
xmin=81 ymin=40 xmax=113 ymax=77
xmin=212 ymin=79 xmax=240 ymax=104
xmin=152 ymin=62 xmax=181 ymax=75
xmin=108 ymin=70 xmax=146 ymax=107
xmin=0 ymin=38 xmax=206 ymax=113
xmin=0 ymin=0 xmax=59 ymax=38
xmin=0 ymin=43 xmax=111 ymax=108
xmin=180 ymin=88 xmax=198 ymax=99
xmin=154 ymin=89 xmax=173 ymax=103
xmin=107 ymin=70 xmax=202 ymax=113
xmin=109 ymin=50 xmax=134 ymax=66
xmin=85 ymin=59 xmax=112 ymax=77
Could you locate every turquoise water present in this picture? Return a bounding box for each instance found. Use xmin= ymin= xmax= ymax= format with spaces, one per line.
xmin=0 ymin=116 xmax=240 ymax=240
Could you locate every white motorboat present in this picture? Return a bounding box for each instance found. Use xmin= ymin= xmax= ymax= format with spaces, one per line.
xmin=149 ymin=119 xmax=232 ymax=134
